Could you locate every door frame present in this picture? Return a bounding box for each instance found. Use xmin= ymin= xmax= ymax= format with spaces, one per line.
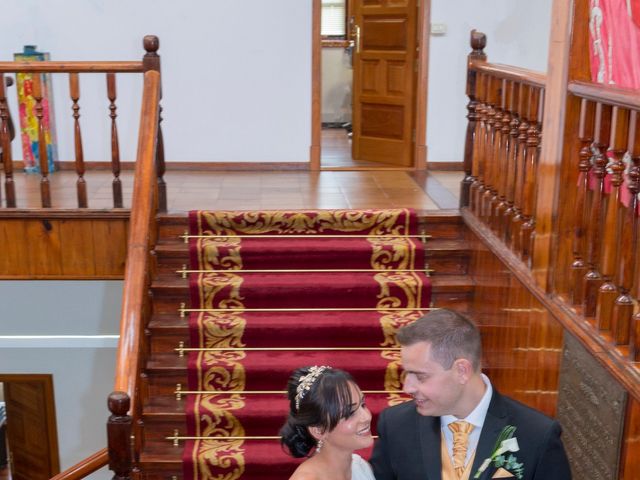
xmin=0 ymin=374 xmax=60 ymax=477
xmin=310 ymin=0 xmax=431 ymax=170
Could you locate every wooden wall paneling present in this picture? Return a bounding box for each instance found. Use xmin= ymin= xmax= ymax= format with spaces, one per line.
xmin=25 ymin=219 xmax=63 ymax=276
xmin=92 ymin=219 xmax=128 ymax=276
xmin=0 ymin=220 xmax=28 ymax=275
xmin=619 ymin=396 xmax=640 ymax=479
xmin=532 ymin=0 xmax=573 ymax=288
xmin=58 ymin=219 xmax=96 ymax=276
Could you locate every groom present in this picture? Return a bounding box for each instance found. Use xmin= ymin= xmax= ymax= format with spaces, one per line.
xmin=370 ymin=309 xmax=571 ymax=480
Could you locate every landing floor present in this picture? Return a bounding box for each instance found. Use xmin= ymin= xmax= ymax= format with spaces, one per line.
xmin=3 ymin=169 xmax=463 ymax=212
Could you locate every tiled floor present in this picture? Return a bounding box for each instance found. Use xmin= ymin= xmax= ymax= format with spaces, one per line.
xmin=321 ymin=128 xmax=390 ymax=168
xmin=3 ymin=169 xmax=462 ymax=212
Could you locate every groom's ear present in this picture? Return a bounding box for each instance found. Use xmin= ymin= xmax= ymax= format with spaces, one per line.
xmin=453 ymin=358 xmax=474 ymax=383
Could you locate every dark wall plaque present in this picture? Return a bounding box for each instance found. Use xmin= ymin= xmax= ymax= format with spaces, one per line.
xmin=557 ymin=333 xmax=627 ymax=480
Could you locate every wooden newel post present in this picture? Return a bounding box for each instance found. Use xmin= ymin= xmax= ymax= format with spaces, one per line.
xmin=461 ymin=30 xmax=487 ymax=208
xmin=107 ymin=391 xmax=132 ymax=480
xmin=143 ymin=35 xmax=166 ymax=213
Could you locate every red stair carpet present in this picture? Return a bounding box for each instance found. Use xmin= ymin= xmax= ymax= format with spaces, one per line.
xmin=182 ymin=209 xmax=431 ymax=480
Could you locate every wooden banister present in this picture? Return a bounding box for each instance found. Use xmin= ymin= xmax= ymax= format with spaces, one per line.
xmin=0 ymin=61 xmax=144 ymax=73
xmin=49 ymin=449 xmax=108 ymax=480
xmin=113 ymin=70 xmax=160 ymax=413
xmin=469 ymin=59 xmax=546 ymax=88
xmin=569 ymin=80 xmax=640 ymax=110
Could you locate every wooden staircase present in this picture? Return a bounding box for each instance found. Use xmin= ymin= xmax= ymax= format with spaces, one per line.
xmin=136 ymin=210 xmax=474 ymax=479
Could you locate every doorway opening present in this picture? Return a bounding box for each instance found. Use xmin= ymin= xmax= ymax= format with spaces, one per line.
xmin=311 ymin=0 xmax=431 ymax=170
xmin=0 ymin=375 xmax=60 ymax=480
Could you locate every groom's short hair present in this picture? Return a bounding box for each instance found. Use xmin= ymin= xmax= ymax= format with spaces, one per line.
xmin=396 ymin=309 xmax=482 ymax=371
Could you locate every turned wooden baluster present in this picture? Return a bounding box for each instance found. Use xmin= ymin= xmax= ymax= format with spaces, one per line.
xmin=482 ymin=77 xmax=502 ymax=221
xmin=0 ymin=74 xmax=16 ymax=207
xmin=510 ymin=84 xmax=531 ymax=251
xmin=520 ymin=87 xmax=542 ymax=263
xmin=142 ymin=35 xmax=166 ymax=212
xmin=571 ymin=98 xmax=596 ymax=305
xmin=108 ymin=391 xmax=132 ymax=480
xmin=487 ymin=79 xmax=508 ymax=228
xmin=69 ymin=73 xmax=87 ymax=208
xmin=629 ymin=115 xmax=640 ymax=361
xmin=583 ymin=103 xmax=613 ymax=318
xmin=495 ymin=79 xmax=513 ymax=233
xmin=610 ymin=110 xmax=637 ymax=346
xmin=107 ymin=73 xmax=123 ymax=208
xmin=502 ymin=82 xmax=522 ymax=242
xmin=461 ymin=31 xmax=487 ymax=208
xmin=596 ymin=106 xmax=629 ymax=331
xmin=470 ymin=73 xmax=488 ymax=216
xmin=32 ymin=74 xmax=51 ymax=207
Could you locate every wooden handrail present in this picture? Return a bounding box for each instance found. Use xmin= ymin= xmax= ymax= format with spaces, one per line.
xmin=49 ymin=449 xmax=108 ymax=480
xmin=469 ymin=59 xmax=546 ymax=88
xmin=113 ymin=70 xmax=160 ymax=412
xmin=569 ymin=80 xmax=640 ymax=110
xmin=0 ymin=61 xmax=144 ymax=73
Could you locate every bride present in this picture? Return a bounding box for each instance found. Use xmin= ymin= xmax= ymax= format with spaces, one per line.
xmin=280 ymin=366 xmax=375 ymax=480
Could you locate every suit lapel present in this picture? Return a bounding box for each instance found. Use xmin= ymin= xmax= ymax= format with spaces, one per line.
xmin=419 ymin=413 xmax=442 ymax=480
xmin=470 ymin=391 xmax=509 ymax=479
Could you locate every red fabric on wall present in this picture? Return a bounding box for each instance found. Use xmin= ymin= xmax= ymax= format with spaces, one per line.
xmin=589 ymin=0 xmax=640 ymax=88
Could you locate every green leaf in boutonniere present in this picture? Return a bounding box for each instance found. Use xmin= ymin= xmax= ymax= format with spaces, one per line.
xmin=473 ymin=426 xmax=524 ymax=479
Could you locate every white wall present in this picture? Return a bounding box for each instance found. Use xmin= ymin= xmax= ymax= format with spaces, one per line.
xmin=2 ymin=0 xmax=312 ymax=163
xmin=427 ymin=0 xmax=552 ymax=162
xmin=0 ymin=281 xmax=122 ymax=479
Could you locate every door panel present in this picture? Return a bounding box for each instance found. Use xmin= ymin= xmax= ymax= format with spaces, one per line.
xmin=3 ymin=377 xmax=59 ymax=480
xmin=352 ymin=0 xmax=417 ymax=166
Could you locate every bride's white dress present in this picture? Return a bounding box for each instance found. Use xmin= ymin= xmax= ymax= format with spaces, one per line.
xmin=351 ymin=454 xmax=375 ymax=480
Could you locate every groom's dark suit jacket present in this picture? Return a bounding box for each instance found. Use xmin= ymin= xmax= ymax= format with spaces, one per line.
xmin=370 ymin=390 xmax=571 ymax=480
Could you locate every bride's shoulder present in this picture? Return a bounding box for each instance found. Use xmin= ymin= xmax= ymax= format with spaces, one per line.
xmin=288 ymin=462 xmax=321 ymax=480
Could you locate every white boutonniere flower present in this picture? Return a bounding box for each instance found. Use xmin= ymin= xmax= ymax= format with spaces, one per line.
xmin=474 ymin=426 xmax=524 ymax=479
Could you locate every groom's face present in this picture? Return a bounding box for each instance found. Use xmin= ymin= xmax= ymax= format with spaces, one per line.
xmin=401 ymin=341 xmax=464 ymax=417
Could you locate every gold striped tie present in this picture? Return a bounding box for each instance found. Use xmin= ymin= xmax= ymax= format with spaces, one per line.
xmin=448 ymin=420 xmax=475 ymax=478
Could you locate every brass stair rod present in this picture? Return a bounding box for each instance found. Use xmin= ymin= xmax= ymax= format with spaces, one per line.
xmin=177 ymin=266 xmax=435 ymax=278
xmin=175 ymin=343 xmax=401 ymax=356
xmin=178 ymin=303 xmax=437 ymax=317
xmin=173 ymin=384 xmax=404 ymax=399
xmin=182 ymin=233 xmax=432 ymax=242
xmin=167 ymin=432 xmax=379 ymax=446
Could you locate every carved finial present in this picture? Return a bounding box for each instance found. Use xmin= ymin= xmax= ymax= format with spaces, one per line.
xmin=143 ymin=35 xmax=159 ymax=55
xmin=108 ymin=391 xmax=130 ymax=416
xmin=470 ymin=30 xmax=487 ymax=59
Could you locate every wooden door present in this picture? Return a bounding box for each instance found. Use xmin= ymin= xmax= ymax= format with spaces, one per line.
xmin=2 ymin=375 xmax=60 ymax=480
xmin=352 ymin=0 xmax=417 ymax=166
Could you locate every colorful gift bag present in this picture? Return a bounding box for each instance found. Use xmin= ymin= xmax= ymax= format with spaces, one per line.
xmin=14 ymin=45 xmax=58 ymax=173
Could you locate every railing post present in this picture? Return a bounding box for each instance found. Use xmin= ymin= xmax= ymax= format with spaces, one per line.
xmin=461 ymin=30 xmax=486 ymax=208
xmin=108 ymin=391 xmax=132 ymax=480
xmin=143 ymin=35 xmax=166 ymax=213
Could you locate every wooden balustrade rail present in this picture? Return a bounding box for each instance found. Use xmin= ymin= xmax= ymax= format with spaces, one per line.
xmin=0 ymin=62 xmax=144 ymax=73
xmin=49 ymin=449 xmax=108 ymax=480
xmin=462 ymin=31 xmax=547 ymax=264
xmin=0 ymin=35 xmax=166 ymax=211
xmin=562 ymin=85 xmax=640 ymax=363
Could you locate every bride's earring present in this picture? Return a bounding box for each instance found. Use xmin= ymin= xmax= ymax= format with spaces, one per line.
xmin=316 ymin=439 xmax=324 ymax=454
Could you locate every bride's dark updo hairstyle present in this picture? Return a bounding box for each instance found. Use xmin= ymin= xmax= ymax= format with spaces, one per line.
xmin=280 ymin=366 xmax=356 ymax=458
